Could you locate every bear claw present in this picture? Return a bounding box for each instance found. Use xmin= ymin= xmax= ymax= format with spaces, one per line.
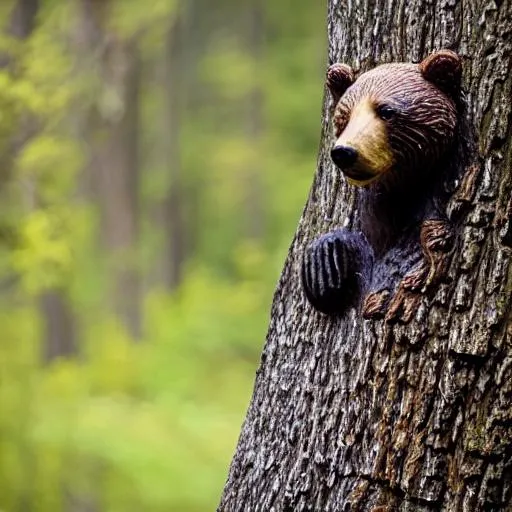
xmin=362 ymin=290 xmax=391 ymax=319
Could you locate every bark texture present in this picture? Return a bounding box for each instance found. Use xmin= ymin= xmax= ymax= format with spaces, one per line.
xmin=219 ymin=1 xmax=512 ymax=511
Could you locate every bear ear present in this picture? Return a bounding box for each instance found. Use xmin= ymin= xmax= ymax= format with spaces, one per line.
xmin=419 ymin=49 xmax=462 ymax=98
xmin=326 ymin=63 xmax=354 ymax=102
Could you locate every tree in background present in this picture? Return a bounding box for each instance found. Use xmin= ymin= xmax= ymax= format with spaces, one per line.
xmin=0 ymin=0 xmax=326 ymax=510
xmin=220 ymin=0 xmax=512 ymax=510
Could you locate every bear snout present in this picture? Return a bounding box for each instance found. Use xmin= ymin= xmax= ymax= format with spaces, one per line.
xmin=331 ymin=145 xmax=377 ymax=183
xmin=331 ymin=145 xmax=358 ymax=168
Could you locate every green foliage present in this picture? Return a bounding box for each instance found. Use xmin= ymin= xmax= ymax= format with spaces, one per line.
xmin=0 ymin=0 xmax=325 ymax=510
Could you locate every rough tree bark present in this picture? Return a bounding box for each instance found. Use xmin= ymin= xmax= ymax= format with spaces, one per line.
xmin=219 ymin=1 xmax=512 ymax=511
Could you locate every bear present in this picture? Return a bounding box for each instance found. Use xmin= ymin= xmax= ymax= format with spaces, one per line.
xmin=302 ymin=50 xmax=463 ymax=319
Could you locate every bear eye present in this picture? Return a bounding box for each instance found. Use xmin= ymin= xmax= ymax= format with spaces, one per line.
xmin=376 ymin=104 xmax=396 ymax=121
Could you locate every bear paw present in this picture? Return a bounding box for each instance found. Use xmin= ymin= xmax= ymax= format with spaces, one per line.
xmin=362 ymin=289 xmax=391 ymax=319
xmin=399 ymin=219 xmax=454 ymax=295
xmin=301 ymin=229 xmax=373 ymax=315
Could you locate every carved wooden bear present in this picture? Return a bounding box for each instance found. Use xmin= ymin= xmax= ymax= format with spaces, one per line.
xmin=302 ymin=50 xmax=462 ymax=318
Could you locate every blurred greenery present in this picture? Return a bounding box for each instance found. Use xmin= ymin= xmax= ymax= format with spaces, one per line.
xmin=0 ymin=0 xmax=325 ymax=510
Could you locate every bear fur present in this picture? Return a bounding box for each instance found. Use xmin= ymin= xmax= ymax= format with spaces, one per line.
xmin=302 ymin=50 xmax=463 ymax=318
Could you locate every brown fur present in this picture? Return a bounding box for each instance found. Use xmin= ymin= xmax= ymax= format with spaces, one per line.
xmin=302 ymin=51 xmax=465 ymax=318
xmin=334 ymin=98 xmax=395 ymax=186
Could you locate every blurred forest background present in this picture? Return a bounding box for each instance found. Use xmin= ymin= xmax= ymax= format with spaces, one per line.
xmin=0 ymin=0 xmax=325 ymax=510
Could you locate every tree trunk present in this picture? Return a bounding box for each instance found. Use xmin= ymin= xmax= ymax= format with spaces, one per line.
xmin=159 ymin=8 xmax=188 ymax=291
xmin=8 ymin=0 xmax=38 ymax=39
xmin=2 ymin=0 xmax=78 ymax=363
xmin=75 ymin=0 xmax=142 ymax=338
xmin=96 ymin=34 xmax=142 ymax=338
xmin=219 ymin=1 xmax=512 ymax=511
xmin=40 ymin=290 xmax=77 ymax=362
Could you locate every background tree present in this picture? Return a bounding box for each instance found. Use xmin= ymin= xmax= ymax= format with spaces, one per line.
xmin=219 ymin=0 xmax=512 ymax=510
xmin=0 ymin=0 xmax=326 ymax=510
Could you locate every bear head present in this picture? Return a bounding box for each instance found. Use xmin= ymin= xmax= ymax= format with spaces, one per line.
xmin=327 ymin=50 xmax=462 ymax=187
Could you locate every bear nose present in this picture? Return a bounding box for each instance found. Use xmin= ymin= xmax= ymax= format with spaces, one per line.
xmin=331 ymin=145 xmax=358 ymax=168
